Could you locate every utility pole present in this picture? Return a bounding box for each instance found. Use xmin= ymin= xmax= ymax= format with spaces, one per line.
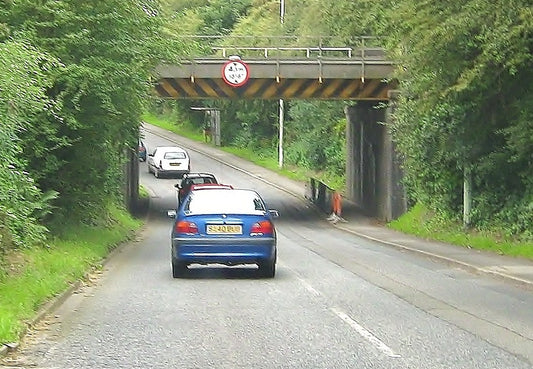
xmin=463 ymin=165 xmax=472 ymax=228
xmin=278 ymin=99 xmax=284 ymax=167
xmin=278 ymin=0 xmax=285 ymax=168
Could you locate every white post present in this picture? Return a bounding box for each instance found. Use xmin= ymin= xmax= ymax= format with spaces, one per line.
xmin=463 ymin=165 xmax=472 ymax=228
xmin=360 ymin=123 xmax=364 ymax=201
xmin=213 ymin=110 xmax=221 ymax=146
xmin=278 ymin=98 xmax=284 ymax=168
xmin=278 ymin=0 xmax=285 ymax=168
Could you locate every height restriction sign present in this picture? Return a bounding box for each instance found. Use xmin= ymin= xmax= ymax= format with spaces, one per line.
xmin=222 ymin=58 xmax=250 ymax=87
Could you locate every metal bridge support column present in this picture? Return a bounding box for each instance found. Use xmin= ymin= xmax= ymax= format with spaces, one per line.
xmin=345 ymin=99 xmax=406 ymax=221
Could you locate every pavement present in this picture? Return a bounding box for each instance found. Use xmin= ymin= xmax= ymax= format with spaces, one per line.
xmin=331 ymin=205 xmax=533 ymax=288
xmin=146 ymin=123 xmax=533 ymax=290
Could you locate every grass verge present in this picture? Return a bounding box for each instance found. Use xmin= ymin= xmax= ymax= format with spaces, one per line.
xmin=0 ymin=204 xmax=143 ymax=344
xmin=388 ymin=203 xmax=533 ymax=259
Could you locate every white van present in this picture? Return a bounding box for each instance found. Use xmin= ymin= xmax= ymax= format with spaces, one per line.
xmin=147 ymin=146 xmax=190 ymax=178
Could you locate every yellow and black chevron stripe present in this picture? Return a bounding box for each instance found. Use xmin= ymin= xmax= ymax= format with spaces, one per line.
xmin=155 ymin=78 xmax=395 ymax=100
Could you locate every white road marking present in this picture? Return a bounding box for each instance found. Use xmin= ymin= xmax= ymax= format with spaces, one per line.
xmin=283 ymin=262 xmax=400 ymax=358
xmin=330 ymin=307 xmax=401 ymax=358
xmin=298 ymin=277 xmax=322 ymax=297
xmin=278 ymin=261 xmax=322 ymax=296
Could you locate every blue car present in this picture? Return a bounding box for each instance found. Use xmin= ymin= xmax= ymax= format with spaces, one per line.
xmin=169 ymin=188 xmax=279 ymax=278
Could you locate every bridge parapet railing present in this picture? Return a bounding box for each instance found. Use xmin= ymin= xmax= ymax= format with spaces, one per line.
xmin=210 ymin=46 xmax=386 ymax=60
xmin=177 ymin=35 xmax=386 ymax=60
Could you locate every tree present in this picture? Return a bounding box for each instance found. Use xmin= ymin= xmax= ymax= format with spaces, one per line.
xmin=381 ymin=0 xmax=533 ymax=234
xmin=159 ymin=0 xmax=532 ymax=237
xmin=0 ymin=40 xmax=58 ymax=251
xmin=1 ymin=0 xmax=171 ymax=227
xmin=284 ymin=101 xmax=346 ymax=177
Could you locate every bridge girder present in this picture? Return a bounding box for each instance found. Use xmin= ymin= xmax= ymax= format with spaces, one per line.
xmin=154 ymin=58 xmax=397 ymax=100
xmin=155 ymin=77 xmax=396 ymax=100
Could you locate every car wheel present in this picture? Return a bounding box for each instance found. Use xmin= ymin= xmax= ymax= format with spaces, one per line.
xmin=172 ymin=260 xmax=187 ymax=278
xmin=258 ymin=260 xmax=275 ymax=278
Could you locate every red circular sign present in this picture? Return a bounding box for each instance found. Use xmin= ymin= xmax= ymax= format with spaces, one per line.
xmin=222 ymin=60 xmax=250 ymax=87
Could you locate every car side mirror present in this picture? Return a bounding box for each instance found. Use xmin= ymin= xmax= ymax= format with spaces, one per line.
xmin=167 ymin=209 xmax=177 ymax=218
xmin=269 ymin=210 xmax=280 ymax=218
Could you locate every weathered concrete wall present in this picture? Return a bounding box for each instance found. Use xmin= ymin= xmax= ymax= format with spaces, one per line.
xmin=385 ymin=91 xmax=407 ymax=220
xmin=345 ymin=103 xmax=383 ymax=215
xmin=345 ymin=105 xmax=359 ymax=204
xmin=345 ymin=98 xmax=406 ymax=221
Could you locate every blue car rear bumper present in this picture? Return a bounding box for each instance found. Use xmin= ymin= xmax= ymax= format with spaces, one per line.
xmin=172 ymin=237 xmax=276 ymax=266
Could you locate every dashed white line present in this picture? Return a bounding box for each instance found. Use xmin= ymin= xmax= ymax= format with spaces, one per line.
xmin=298 ymin=277 xmax=322 ymax=297
xmin=285 ymin=262 xmax=401 ymax=358
xmin=330 ymin=307 xmax=401 ymax=358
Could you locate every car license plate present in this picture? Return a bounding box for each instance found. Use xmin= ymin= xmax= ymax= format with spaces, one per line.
xmin=206 ymin=224 xmax=242 ymax=234
xmin=170 ymin=162 xmax=181 ymax=166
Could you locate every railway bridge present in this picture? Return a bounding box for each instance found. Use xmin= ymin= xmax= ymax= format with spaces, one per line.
xmin=152 ymin=39 xmax=406 ymax=221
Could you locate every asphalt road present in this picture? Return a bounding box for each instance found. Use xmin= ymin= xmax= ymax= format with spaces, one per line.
xmin=2 ymin=127 xmax=532 ymax=369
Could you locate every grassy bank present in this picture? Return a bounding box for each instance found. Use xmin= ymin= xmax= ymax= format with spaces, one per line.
xmin=389 ymin=203 xmax=533 ymax=259
xmin=144 ymin=112 xmax=533 ymax=260
xmin=0 ymin=205 xmax=143 ymax=344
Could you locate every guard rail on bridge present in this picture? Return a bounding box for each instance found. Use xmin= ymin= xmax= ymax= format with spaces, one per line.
xmin=210 ymin=44 xmax=386 ymax=60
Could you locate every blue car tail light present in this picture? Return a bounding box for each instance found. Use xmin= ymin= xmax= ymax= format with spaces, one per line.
xmin=250 ymin=220 xmax=274 ymax=236
xmin=175 ymin=220 xmax=199 ymax=235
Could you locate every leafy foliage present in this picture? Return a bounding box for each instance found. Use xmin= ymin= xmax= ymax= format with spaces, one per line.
xmin=2 ymin=0 xmax=167 ymax=226
xmin=0 ymin=40 xmax=58 ymax=251
xmin=379 ymin=0 xmax=533 ymax=236
xmin=284 ymin=101 xmax=346 ymax=178
xmin=163 ymin=0 xmax=532 ymax=240
xmin=0 ymin=0 xmax=175 ymax=253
